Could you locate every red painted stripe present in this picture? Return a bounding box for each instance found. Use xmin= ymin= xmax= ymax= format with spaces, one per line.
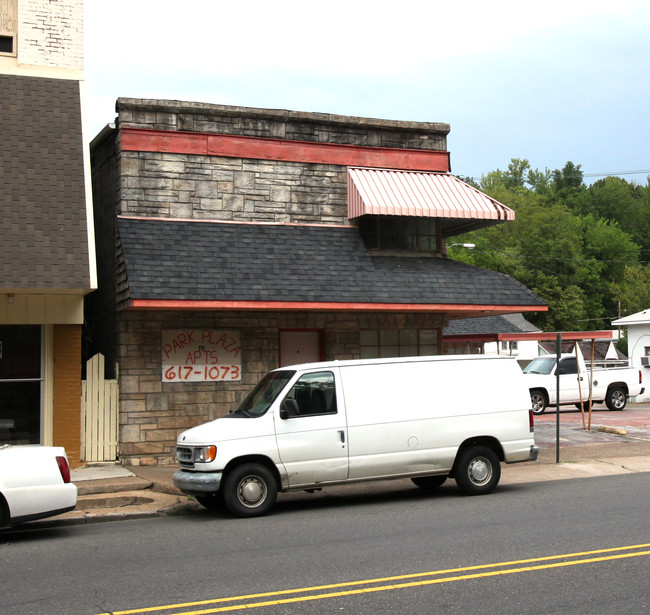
xmin=120 ymin=128 xmax=451 ymax=172
xmin=499 ymin=330 xmax=611 ymax=341
xmin=129 ymin=299 xmax=547 ymax=313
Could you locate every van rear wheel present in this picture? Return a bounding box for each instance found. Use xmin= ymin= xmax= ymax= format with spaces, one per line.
xmin=454 ymin=446 xmax=500 ymax=495
xmin=411 ymin=475 xmax=447 ymax=490
xmin=222 ymin=463 xmax=277 ymax=518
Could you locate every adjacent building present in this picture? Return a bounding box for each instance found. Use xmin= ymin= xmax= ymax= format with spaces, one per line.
xmin=89 ymin=99 xmax=546 ymax=465
xmin=612 ymin=309 xmax=650 ymax=402
xmin=0 ymin=0 xmax=95 ymax=465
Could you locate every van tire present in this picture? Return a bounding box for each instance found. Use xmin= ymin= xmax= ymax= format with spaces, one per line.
xmin=222 ymin=463 xmax=277 ymax=517
xmin=605 ymin=387 xmax=626 ymax=411
xmin=530 ymin=390 xmax=548 ymax=415
xmin=411 ymin=475 xmax=447 ymax=490
xmin=454 ymin=446 xmax=500 ymax=495
xmin=196 ymin=493 xmax=223 ymax=511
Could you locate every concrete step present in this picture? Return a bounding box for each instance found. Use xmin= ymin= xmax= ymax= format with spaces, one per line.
xmin=75 ymin=476 xmax=153 ymax=496
xmin=76 ymin=492 xmax=156 ymax=510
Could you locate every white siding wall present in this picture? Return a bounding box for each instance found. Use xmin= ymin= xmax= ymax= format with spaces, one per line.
xmin=627 ymin=322 xmax=650 ymax=402
xmin=18 ymin=0 xmax=82 ymax=69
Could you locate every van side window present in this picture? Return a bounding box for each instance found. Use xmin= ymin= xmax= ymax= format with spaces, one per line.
xmin=285 ymin=371 xmax=337 ymax=416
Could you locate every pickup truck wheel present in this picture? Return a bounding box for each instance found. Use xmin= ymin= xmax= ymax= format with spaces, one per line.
xmin=222 ymin=463 xmax=277 ymax=517
xmin=530 ymin=390 xmax=547 ymax=415
xmin=411 ymin=475 xmax=447 ymax=490
xmin=454 ymin=446 xmax=501 ymax=495
xmin=196 ymin=493 xmax=223 ymax=511
xmin=605 ymin=387 xmax=627 ymax=411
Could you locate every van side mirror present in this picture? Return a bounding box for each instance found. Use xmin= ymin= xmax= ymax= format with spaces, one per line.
xmin=280 ymin=398 xmax=300 ymax=420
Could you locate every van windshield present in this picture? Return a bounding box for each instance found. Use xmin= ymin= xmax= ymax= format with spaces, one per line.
xmin=523 ymin=357 xmax=556 ymax=375
xmin=230 ymin=370 xmax=295 ymax=417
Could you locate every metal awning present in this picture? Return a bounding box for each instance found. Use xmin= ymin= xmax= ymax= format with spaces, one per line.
xmin=347 ymin=167 xmax=515 ymax=236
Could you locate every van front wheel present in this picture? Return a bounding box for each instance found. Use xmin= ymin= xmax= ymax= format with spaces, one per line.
xmin=454 ymin=446 xmax=500 ymax=495
xmin=222 ymin=463 xmax=277 ymax=517
xmin=411 ymin=475 xmax=447 ymax=490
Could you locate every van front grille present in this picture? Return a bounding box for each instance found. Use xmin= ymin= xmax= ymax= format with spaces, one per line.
xmin=176 ymin=446 xmax=194 ymax=468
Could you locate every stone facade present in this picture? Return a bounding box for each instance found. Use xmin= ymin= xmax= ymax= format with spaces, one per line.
xmin=117 ymin=310 xmax=446 ymax=465
xmin=116 ymin=99 xmax=449 ymax=150
xmin=119 ymin=153 xmax=350 ymax=225
xmin=91 ymin=100 xmax=455 ymax=465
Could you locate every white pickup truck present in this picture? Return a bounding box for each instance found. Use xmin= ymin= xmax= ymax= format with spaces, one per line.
xmin=522 ymin=354 xmax=644 ymax=414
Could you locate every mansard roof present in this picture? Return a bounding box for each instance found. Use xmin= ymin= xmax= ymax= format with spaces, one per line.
xmin=1 ymin=74 xmax=91 ymax=290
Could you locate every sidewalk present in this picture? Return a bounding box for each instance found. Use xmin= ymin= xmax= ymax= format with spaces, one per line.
xmin=23 ymin=412 xmax=650 ymax=527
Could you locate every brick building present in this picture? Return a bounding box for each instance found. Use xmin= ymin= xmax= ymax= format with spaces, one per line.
xmin=0 ymin=0 xmax=95 ymax=466
xmin=89 ymin=99 xmax=546 ymax=465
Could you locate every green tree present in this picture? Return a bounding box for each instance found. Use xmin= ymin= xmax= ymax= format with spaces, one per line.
xmin=452 ymin=158 xmax=647 ymax=332
xmin=611 ymin=264 xmax=650 ymax=316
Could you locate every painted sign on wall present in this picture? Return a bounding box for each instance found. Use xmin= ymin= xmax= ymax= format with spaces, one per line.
xmin=162 ymin=330 xmax=241 ymax=382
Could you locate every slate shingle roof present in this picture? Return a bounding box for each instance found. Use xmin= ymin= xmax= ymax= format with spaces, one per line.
xmin=1 ymin=74 xmax=91 ymax=289
xmin=444 ymin=313 xmax=541 ymax=336
xmin=117 ymin=217 xmax=547 ymax=309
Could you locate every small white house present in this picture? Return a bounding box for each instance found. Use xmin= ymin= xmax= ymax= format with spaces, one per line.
xmin=612 ymin=309 xmax=650 ymax=402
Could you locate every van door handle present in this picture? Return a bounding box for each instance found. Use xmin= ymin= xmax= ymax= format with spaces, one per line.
xmin=338 ymin=430 xmax=346 ymax=443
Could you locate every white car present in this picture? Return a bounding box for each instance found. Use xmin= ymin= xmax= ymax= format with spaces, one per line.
xmin=0 ymin=444 xmax=77 ymax=527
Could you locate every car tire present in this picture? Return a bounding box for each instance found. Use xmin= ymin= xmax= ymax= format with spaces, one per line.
xmin=530 ymin=389 xmax=548 ymax=415
xmin=605 ymin=387 xmax=626 ymax=411
xmin=222 ymin=463 xmax=277 ymax=518
xmin=454 ymin=446 xmax=501 ymax=495
xmin=411 ymin=475 xmax=447 ymax=490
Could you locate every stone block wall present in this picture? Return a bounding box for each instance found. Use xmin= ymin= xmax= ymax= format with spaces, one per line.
xmin=117 ymin=310 xmax=445 ymax=465
xmin=119 ymin=152 xmax=349 ymax=225
xmin=116 ymin=99 xmax=449 ymax=151
xmin=114 ymin=100 xmax=449 ymax=226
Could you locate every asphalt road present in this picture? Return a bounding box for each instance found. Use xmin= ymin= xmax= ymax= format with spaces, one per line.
xmin=2 ymin=471 xmax=649 ymax=615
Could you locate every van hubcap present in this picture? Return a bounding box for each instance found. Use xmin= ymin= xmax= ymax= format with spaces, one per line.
xmin=468 ymin=457 xmax=491 ymax=485
xmin=238 ymin=476 xmax=266 ymax=507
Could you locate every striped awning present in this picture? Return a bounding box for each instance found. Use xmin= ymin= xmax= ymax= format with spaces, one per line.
xmin=347 ymin=168 xmax=514 ymax=230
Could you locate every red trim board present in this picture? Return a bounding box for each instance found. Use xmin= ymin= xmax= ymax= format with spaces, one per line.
xmin=121 ymin=128 xmax=451 ymax=172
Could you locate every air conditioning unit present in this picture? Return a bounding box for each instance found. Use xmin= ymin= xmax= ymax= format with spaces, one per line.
xmin=641 ymin=356 xmax=650 ymax=367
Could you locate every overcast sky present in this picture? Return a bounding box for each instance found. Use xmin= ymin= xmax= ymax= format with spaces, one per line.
xmin=84 ymin=0 xmax=650 ymax=185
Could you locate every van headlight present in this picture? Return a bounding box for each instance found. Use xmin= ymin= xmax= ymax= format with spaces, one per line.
xmin=193 ymin=445 xmax=217 ymax=463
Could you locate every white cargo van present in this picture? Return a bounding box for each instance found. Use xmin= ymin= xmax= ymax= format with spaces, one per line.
xmin=173 ymin=355 xmax=538 ymax=517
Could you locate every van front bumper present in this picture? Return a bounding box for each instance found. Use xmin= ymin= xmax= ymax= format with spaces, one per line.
xmin=173 ymin=469 xmax=222 ymax=495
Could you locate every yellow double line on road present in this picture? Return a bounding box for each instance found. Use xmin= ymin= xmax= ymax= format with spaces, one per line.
xmin=99 ymin=542 xmax=650 ymax=615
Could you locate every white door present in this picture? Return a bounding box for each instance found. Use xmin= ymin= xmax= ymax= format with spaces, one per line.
xmin=557 ymin=357 xmax=583 ymax=403
xmin=273 ymin=370 xmax=348 ymax=487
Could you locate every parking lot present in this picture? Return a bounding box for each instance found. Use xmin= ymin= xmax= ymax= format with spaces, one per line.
xmin=533 ymin=403 xmax=650 ymax=459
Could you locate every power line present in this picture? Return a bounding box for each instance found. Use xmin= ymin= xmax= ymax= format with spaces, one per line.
xmin=465 ymin=168 xmax=650 ymax=183
xmin=583 ymin=169 xmax=650 ymax=178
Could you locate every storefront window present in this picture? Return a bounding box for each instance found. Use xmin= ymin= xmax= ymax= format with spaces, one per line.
xmin=360 ymin=329 xmax=438 ymax=359
xmin=0 ymin=326 xmax=42 ymax=444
